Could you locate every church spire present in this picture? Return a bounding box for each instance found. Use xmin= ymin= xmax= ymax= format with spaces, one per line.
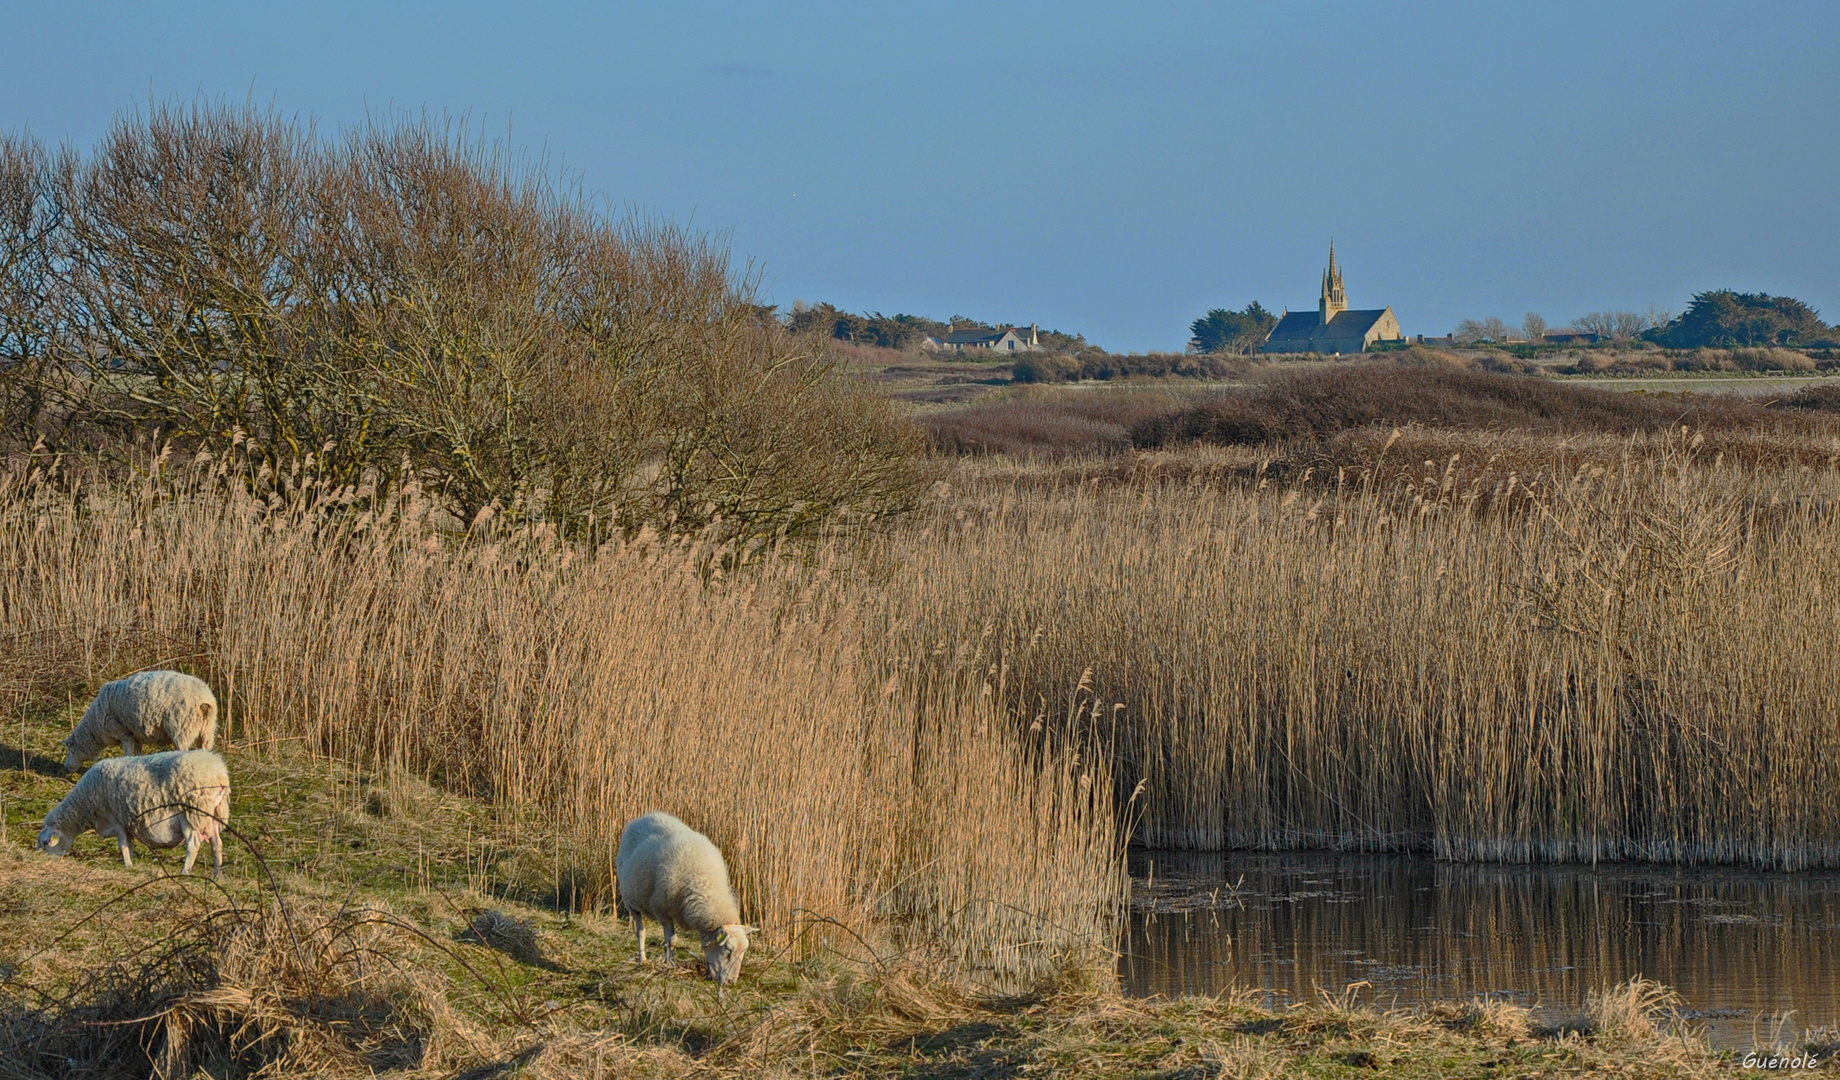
xmin=1319 ymin=240 xmax=1347 ymax=325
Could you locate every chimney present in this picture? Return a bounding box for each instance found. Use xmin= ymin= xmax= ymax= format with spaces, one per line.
xmin=1029 ymin=323 xmax=1038 ymax=346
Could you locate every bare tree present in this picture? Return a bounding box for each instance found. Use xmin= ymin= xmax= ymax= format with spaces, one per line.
xmin=1574 ymin=311 xmax=1653 ymax=341
xmin=1452 ymin=316 xmax=1515 ymax=344
xmin=1522 ymin=312 xmax=1548 ymax=342
xmin=1573 ymin=313 xmax=1615 ymax=338
xmin=0 ymin=132 xmax=77 ymax=438
xmin=1610 ymin=311 xmax=1649 ymax=339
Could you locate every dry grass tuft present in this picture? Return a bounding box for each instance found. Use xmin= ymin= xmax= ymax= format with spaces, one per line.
xmin=461 ymin=909 xmax=552 ymax=970
xmin=0 ymin=892 xmax=464 ymax=1079
xmin=1428 ymin=998 xmax=1534 ymax=1041
xmin=1580 ymin=977 xmax=1685 ymax=1042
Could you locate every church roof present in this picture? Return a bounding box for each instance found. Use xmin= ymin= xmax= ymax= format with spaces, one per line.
xmin=1266 ymin=309 xmax=1391 ymax=347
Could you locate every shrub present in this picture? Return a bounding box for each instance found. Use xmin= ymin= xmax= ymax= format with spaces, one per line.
xmin=1 ymin=102 xmax=927 ymax=540
xmin=1011 ymin=351 xmax=1247 ymax=383
xmin=1553 ymin=347 xmax=1820 ymax=375
xmin=925 ymin=388 xmax=1193 ymax=457
xmin=1011 ymin=353 xmax=1083 ymax=383
xmin=1732 ymin=347 xmax=1816 ymax=373
xmin=1779 ymin=384 xmax=1840 ymax=413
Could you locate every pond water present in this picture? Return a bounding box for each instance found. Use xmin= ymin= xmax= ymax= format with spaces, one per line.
xmin=1121 ymin=851 xmax=1840 ymax=1049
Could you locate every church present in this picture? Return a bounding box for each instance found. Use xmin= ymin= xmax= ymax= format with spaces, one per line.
xmin=1260 ymin=245 xmax=1403 ymax=354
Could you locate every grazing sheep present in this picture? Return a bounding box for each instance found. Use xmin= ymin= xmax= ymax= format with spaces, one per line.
xmin=616 ymin=812 xmax=752 ymax=984
xmin=37 ymin=749 xmax=230 ymax=878
xmin=63 ymin=670 xmax=218 ymax=771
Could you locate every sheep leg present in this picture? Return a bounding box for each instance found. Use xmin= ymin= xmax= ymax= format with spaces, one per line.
xmin=632 ymin=911 xmax=646 ymax=962
xmin=211 ymin=831 xmax=223 ymax=880
xmin=662 ymin=919 xmax=677 ymax=965
xmin=118 ymin=734 xmax=139 ymax=756
xmin=181 ymin=829 xmax=201 ymax=875
xmin=111 ymin=827 xmax=134 ymax=867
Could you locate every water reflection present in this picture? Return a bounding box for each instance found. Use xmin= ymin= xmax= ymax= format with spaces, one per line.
xmin=1122 ymin=851 xmax=1840 ymax=1048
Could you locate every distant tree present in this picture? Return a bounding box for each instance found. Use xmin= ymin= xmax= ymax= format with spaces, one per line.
xmin=1573 ymin=311 xmax=1654 ymax=341
xmin=1035 ymin=327 xmax=1100 ymax=354
xmin=787 ymin=301 xmax=867 ymax=341
xmin=1189 ymin=302 xmax=1277 ymax=354
xmin=1572 ymin=312 xmax=1613 ymax=339
xmin=859 ymin=311 xmax=950 ymax=349
xmin=1522 ymin=312 xmax=1548 ymax=341
xmin=1645 ymin=290 xmax=1833 ymax=348
xmin=1611 ymin=312 xmax=1649 ymax=339
xmin=1452 ymin=316 xmax=1514 ymax=344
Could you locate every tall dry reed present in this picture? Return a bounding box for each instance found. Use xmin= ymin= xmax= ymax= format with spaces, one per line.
xmin=882 ymin=431 xmax=1840 ymax=868
xmin=9 ymin=422 xmax=1840 ymax=990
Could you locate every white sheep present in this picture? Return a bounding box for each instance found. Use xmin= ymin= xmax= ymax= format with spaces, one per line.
xmin=616 ymin=811 xmax=752 ymax=984
xmin=63 ymin=670 xmax=218 ymax=772
xmin=37 ymin=749 xmax=230 ymax=878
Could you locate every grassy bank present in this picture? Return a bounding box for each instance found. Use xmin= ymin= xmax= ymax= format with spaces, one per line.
xmin=0 ymin=712 xmax=1765 ymax=1077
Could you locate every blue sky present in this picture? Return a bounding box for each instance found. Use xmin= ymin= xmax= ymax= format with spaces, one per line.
xmin=6 ymin=2 xmax=1836 ymax=352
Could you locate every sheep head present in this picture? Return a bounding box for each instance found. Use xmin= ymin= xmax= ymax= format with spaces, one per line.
xmin=37 ymin=824 xmax=76 ymax=858
xmin=700 ymin=924 xmax=751 ymax=985
xmin=61 ymin=736 xmax=88 ymax=772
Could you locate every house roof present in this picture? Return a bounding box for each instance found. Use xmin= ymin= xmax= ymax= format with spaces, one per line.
xmin=934 ymin=327 xmax=1027 ymax=345
xmin=936 ymin=328 xmax=1008 ymax=344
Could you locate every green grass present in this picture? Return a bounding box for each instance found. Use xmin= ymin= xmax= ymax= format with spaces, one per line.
xmin=0 ymin=699 xmax=1768 ymax=1077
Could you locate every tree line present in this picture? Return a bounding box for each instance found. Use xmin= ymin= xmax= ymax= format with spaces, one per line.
xmin=1184 ymin=291 xmax=1834 ymax=353
xmin=1453 ymin=292 xmax=1833 ymax=348
xmin=783 ymin=302 xmax=1097 ymax=354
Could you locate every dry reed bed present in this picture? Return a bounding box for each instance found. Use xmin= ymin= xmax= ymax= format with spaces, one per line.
xmin=6 ymin=423 xmax=1840 ymax=1001
xmin=886 ymin=433 xmax=1840 ymax=867
xmin=0 ymin=460 xmax=1123 ymax=978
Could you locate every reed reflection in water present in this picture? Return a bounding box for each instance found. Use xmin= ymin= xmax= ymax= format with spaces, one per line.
xmin=1122 ymin=851 xmax=1840 ymax=1048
